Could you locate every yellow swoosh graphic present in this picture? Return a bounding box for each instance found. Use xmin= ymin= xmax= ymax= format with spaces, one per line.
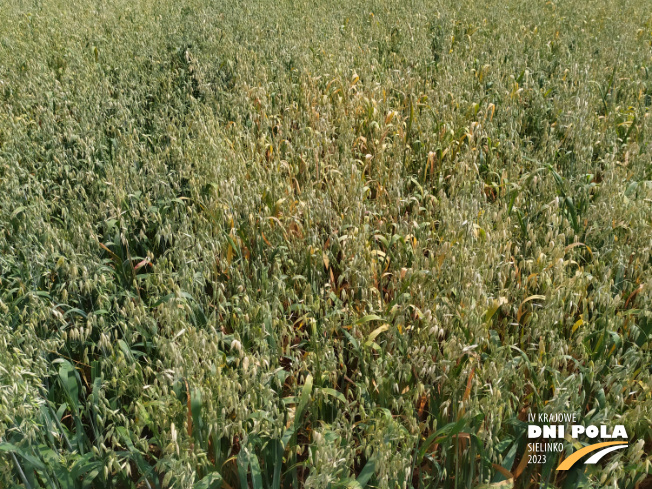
xmin=556 ymin=441 xmax=628 ymax=471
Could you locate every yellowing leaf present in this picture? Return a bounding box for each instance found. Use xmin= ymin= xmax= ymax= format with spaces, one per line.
xmin=572 ymin=318 xmax=584 ymax=333
xmin=485 ymin=297 xmax=508 ymax=322
xmin=520 ymin=295 xmax=545 ymax=306
xmin=366 ymin=324 xmax=389 ymax=344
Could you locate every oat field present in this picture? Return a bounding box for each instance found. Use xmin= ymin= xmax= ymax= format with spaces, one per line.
xmin=1 ymin=0 xmax=651 ymax=487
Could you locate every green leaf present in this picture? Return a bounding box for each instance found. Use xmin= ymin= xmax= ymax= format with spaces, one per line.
xmin=151 ymin=292 xmax=176 ymax=307
xmin=11 ymin=206 xmax=28 ymax=219
xmin=0 ymin=443 xmax=46 ymax=471
xmin=281 ymin=427 xmax=295 ymax=448
xmin=356 ymin=458 xmax=376 ymax=488
xmin=191 ymin=388 xmax=203 ymax=442
xmin=237 ymin=448 xmax=249 ymax=489
xmin=271 ymin=440 xmax=283 ymax=489
xmin=71 ymin=452 xmax=102 ymax=479
xmin=344 ymin=480 xmax=363 ymax=489
xmin=194 ymin=472 xmax=223 ymax=489
xmin=565 ymin=196 xmax=579 ymax=232
xmin=295 ymin=374 xmax=313 ymax=429
xmin=355 ymin=314 xmax=383 ymax=325
xmin=249 ymin=450 xmax=263 ymax=489
xmin=342 ymin=329 xmax=359 ymax=350
xmin=118 ymin=339 xmax=135 ymax=363
xmin=418 ymin=418 xmax=466 ymax=461
xmin=510 ymin=346 xmax=533 ymax=374
xmin=493 ymin=440 xmax=518 ymax=483
xmin=58 ymin=360 xmax=80 ymax=412
xmin=320 ymin=388 xmax=346 ymax=403
xmin=63 ymin=307 xmax=87 ymax=318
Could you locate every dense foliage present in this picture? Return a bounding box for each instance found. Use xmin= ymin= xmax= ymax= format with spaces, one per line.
xmin=1 ymin=0 xmax=651 ymax=487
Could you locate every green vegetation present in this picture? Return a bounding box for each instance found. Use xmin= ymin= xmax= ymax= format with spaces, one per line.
xmin=1 ymin=0 xmax=651 ymax=487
